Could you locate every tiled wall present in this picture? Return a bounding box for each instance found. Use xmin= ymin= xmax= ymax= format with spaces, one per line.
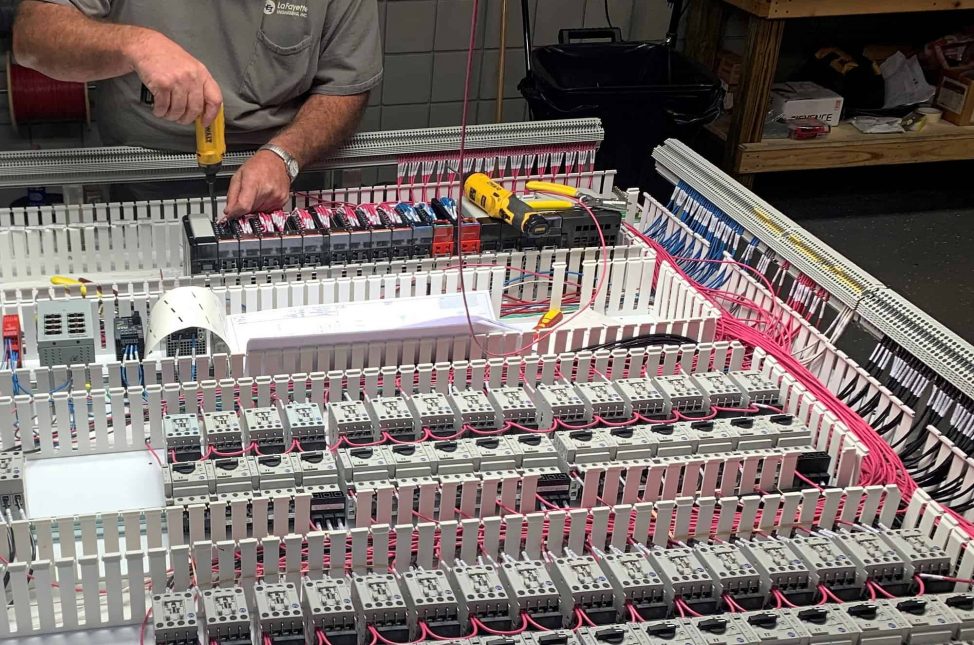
xmin=0 ymin=0 xmax=674 ymax=151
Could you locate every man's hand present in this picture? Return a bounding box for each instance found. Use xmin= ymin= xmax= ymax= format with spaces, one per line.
xmin=127 ymin=31 xmax=222 ymax=126
xmin=223 ymin=150 xmax=291 ymax=219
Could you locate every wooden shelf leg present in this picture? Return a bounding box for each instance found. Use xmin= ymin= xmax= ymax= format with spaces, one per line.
xmin=685 ymin=0 xmax=727 ymax=70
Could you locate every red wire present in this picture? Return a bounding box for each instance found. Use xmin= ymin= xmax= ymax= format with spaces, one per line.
xmin=8 ymin=63 xmax=88 ymax=124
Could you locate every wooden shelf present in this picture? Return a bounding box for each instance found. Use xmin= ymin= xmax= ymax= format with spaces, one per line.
xmin=722 ymin=120 xmax=974 ymax=173
xmin=722 ymin=0 xmax=974 ymax=18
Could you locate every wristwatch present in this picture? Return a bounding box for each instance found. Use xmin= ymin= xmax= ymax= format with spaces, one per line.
xmin=259 ymin=143 xmax=300 ymax=182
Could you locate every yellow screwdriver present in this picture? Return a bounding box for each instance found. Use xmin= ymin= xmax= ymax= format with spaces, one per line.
xmin=463 ymin=173 xmax=571 ymax=236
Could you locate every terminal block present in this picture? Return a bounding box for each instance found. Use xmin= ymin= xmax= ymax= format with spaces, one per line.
xmin=739 ymin=611 xmax=810 ymax=644
xmin=690 ymin=615 xmax=758 ymax=645
xmin=1 ymin=315 xmax=22 ymax=367
xmin=486 ymin=387 xmax=539 ymax=427
xmin=113 ymin=312 xmax=145 ymax=362
xmin=647 ymin=547 xmax=717 ymax=614
xmin=510 ymin=434 xmax=559 ymax=469
xmin=401 ymin=568 xmax=461 ymax=638
xmin=151 ymin=590 xmax=198 ymax=645
xmin=533 ymin=469 xmax=574 ymax=509
xmin=428 ymin=440 xmax=479 ymax=474
xmin=614 ymin=378 xmax=667 ymax=417
xmin=242 ymin=407 xmax=287 ymax=454
xmin=599 ymin=551 xmax=667 ymax=620
xmin=163 ymin=414 xmax=203 ymax=462
xmin=690 ymin=372 xmax=745 ymax=409
xmin=695 ymin=543 xmax=764 ymax=609
xmin=304 ymin=484 xmax=347 ymax=528
xmin=788 ymin=536 xmax=859 ymax=600
xmin=211 ymin=456 xmax=258 ymax=493
xmin=202 ymin=411 xmax=244 ymax=452
xmin=338 ymin=446 xmax=394 ymax=483
xmin=367 ymin=397 xmax=418 ymax=441
xmin=254 ymin=583 xmax=305 ymax=645
xmin=576 ymin=624 xmax=648 ymax=645
xmin=293 ymin=450 xmax=338 ymax=486
xmin=738 ymin=538 xmax=815 ymax=602
xmin=841 ymin=601 xmax=911 ymax=644
xmin=893 ymin=596 xmax=962 ymax=644
xmin=0 ymin=450 xmax=25 ymax=507
xmin=727 ymin=371 xmax=781 ymax=408
xmin=302 ymin=577 xmax=356 ymax=645
xmin=255 ymin=454 xmax=298 ymax=490
xmin=328 ymin=400 xmax=374 ymax=443
xmin=351 ymin=574 xmax=409 ymax=643
xmin=880 ymin=529 xmax=953 ymax=590
xmin=387 ymin=443 xmax=436 ymax=478
xmin=164 ymin=460 xmax=213 ymax=500
xmin=497 ymin=559 xmax=562 ymax=628
xmin=832 ymin=531 xmax=911 ymax=592
xmin=532 ymin=384 xmax=588 ymax=428
xmin=449 ymin=389 xmax=499 ymax=431
xmin=447 ymin=562 xmax=512 ymax=632
xmin=200 ymin=586 xmax=250 ymax=645
xmin=652 ymin=375 xmax=708 ymax=415
xmin=575 ymin=381 xmax=629 ymax=421
xmin=549 ymin=556 xmax=615 ymax=626
xmin=281 ymin=403 xmax=327 ymax=450
xmin=790 ymin=605 xmax=862 ymax=645
xmin=406 ymin=392 xmax=456 ymax=437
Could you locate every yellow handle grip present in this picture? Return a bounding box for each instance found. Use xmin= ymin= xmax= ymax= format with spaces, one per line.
xmin=523 ymin=198 xmax=574 ymax=211
xmin=525 ymin=181 xmax=579 ymax=198
xmin=195 ymin=105 xmax=226 ymax=168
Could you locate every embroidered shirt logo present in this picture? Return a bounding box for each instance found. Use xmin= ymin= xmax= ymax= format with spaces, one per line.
xmin=263 ymin=0 xmax=276 ymax=14
xmin=270 ymin=1 xmax=309 ymax=18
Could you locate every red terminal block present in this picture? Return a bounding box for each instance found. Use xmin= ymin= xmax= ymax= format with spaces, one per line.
xmin=2 ymin=315 xmax=22 ymax=366
xmin=458 ymin=219 xmax=481 ymax=254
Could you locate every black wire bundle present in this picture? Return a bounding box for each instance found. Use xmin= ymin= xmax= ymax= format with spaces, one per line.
xmin=580 ymin=333 xmax=697 ymax=353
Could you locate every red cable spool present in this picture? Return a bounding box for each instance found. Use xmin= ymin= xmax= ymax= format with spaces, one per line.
xmin=6 ymin=54 xmax=90 ymax=133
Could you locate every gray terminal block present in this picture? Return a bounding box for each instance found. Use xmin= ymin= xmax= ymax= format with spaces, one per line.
xmin=646 ymin=547 xmax=717 ymax=613
xmin=200 ymin=586 xmax=250 ymax=645
xmin=327 ymin=400 xmax=375 ymax=443
xmin=690 ymin=372 xmax=746 ymax=409
xmin=406 ymin=392 xmax=456 ymax=436
xmin=787 ymin=536 xmax=858 ymax=598
xmin=598 ymin=551 xmax=666 ymax=620
xmin=447 ymin=562 xmax=511 ymax=631
xmin=832 ymin=531 xmax=910 ymax=590
xmin=652 ymin=375 xmax=708 ymax=415
xmin=788 ymin=605 xmax=861 ymax=645
xmin=842 ymin=601 xmax=911 ymax=645
xmin=497 ymin=559 xmax=562 ymax=628
xmin=210 ymin=456 xmax=259 ymax=493
xmin=532 ymin=383 xmax=588 ymax=428
xmin=694 ymin=543 xmax=764 ymax=608
xmin=367 ymin=396 xmax=419 ymax=441
xmin=253 ymin=582 xmax=305 ymax=645
xmin=737 ymin=539 xmax=815 ymax=599
xmin=892 ymin=596 xmax=962 ymax=645
xmin=737 ymin=611 xmax=811 ymax=645
xmin=242 ymin=407 xmax=287 ymax=453
xmin=690 ymin=615 xmax=759 ymax=645
xmin=614 ymin=378 xmax=667 ymax=417
xmin=727 ymin=371 xmax=781 ymax=407
xmin=292 ymin=450 xmax=338 ymax=486
xmin=428 ymin=440 xmax=479 ymax=475
xmin=509 ymin=434 xmax=559 ymax=469
xmin=164 ymin=460 xmax=214 ymax=500
xmin=202 ymin=411 xmax=245 ymax=452
xmin=351 ymin=573 xmax=409 ymax=643
xmin=35 ymin=299 xmax=97 ymax=367
xmin=281 ymin=402 xmax=327 ymax=450
xmin=575 ymin=381 xmax=630 ymax=421
xmin=549 ymin=555 xmax=615 ymax=626
xmin=576 ymin=624 xmax=652 ymax=645
xmin=254 ymin=453 xmax=298 ymax=490
xmin=387 ymin=443 xmax=437 ymax=478
xmin=302 ymin=576 xmax=356 ymax=645
xmin=0 ymin=450 xmax=25 ymax=502
xmin=151 ymin=590 xmax=198 ymax=645
xmin=449 ymin=389 xmax=499 ymax=431
xmin=163 ymin=414 xmax=204 ymax=461
xmin=400 ymin=568 xmax=460 ymax=638
xmin=486 ymin=386 xmax=538 ymax=427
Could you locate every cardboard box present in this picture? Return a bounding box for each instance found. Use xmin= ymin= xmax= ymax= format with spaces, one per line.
xmin=935 ymin=70 xmax=974 ymax=125
xmin=715 ymin=50 xmax=743 ymax=86
xmin=770 ymin=82 xmax=845 ymax=125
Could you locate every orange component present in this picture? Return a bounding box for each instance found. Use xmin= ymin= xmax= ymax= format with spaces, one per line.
xmin=534 ymin=309 xmax=564 ymax=331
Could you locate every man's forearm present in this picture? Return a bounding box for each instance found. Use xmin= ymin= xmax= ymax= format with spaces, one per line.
xmin=13 ymin=1 xmax=146 ymax=82
xmin=269 ymin=93 xmax=369 ymax=168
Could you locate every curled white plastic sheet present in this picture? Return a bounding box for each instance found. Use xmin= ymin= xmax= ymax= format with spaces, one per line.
xmin=146 ymin=286 xmax=230 ymax=353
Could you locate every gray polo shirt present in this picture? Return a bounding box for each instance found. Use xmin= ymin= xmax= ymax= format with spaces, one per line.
xmin=41 ymin=0 xmax=383 ymax=152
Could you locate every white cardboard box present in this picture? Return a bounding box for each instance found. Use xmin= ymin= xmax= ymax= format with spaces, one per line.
xmin=771 ymin=81 xmax=845 ymax=125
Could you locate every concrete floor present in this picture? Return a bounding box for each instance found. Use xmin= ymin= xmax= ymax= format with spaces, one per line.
xmin=754 ymin=161 xmax=974 ymax=344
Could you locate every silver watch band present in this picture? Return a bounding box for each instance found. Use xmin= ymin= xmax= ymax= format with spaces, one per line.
xmin=259 ymin=144 xmax=300 ymax=181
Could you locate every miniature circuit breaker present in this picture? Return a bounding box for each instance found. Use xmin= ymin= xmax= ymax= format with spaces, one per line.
xmin=486 ymin=386 xmax=539 ymax=427
xmin=254 ymin=453 xmax=298 ymax=490
xmin=727 ymin=370 xmax=782 ymax=407
xmin=302 ymin=576 xmax=357 ymax=645
xmin=472 ymin=436 xmax=519 ymax=471
xmin=406 ymin=392 xmax=456 ymax=436
xmin=292 ymin=450 xmax=339 ymax=486
xmin=351 ymin=574 xmax=409 ymax=643
xmin=164 ymin=460 xmax=213 ymax=501
xmin=613 ymin=378 xmax=667 ymax=417
xmin=841 ymin=601 xmax=911 ymax=644
xmin=281 ymin=402 xmax=327 ymax=450
xmin=338 ymin=446 xmax=394 ymax=483
xmin=447 ymin=562 xmax=512 ymax=632
xmin=789 ymin=605 xmax=861 ymax=645
xmin=367 ymin=396 xmax=419 ymax=441
xmin=449 ymin=389 xmax=499 ymax=431
xmin=428 ymin=440 xmax=479 ymax=474
xmin=522 ymin=629 xmax=579 ymax=645
xmin=532 ymin=383 xmax=588 ymax=428
xmin=695 ymin=543 xmax=764 ymax=609
xmin=497 ymin=558 xmax=562 ymax=628
xmin=652 ymin=375 xmax=708 ymax=415
xmin=689 ymin=615 xmax=758 ymax=645
xmin=598 ymin=551 xmax=667 ymax=620
xmin=509 ymin=434 xmax=560 ymax=468
xmin=200 ymin=586 xmax=250 ymax=645
xmin=632 ymin=620 xmax=709 ymax=645
xmin=401 ymin=568 xmax=461 ymax=638
xmin=387 ymin=443 xmax=437 ymax=478
xmin=202 ymin=411 xmax=244 ymax=453
xmin=549 ymin=555 xmax=615 ymax=626
xmin=242 ymin=407 xmax=287 ymax=454
xmin=253 ymin=583 xmax=305 ymax=645
xmin=690 ymin=372 xmax=746 ymax=409
xmin=151 ymin=590 xmax=198 ymax=645
xmin=163 ymin=414 xmax=203 ymax=462
xmin=211 ymin=456 xmax=259 ymax=493
xmin=787 ymin=536 xmax=859 ymax=599
xmin=892 ymin=596 xmax=962 ymax=644
xmin=646 ymin=547 xmax=717 ymax=614
xmin=327 ymin=400 xmax=374 ymax=443
xmin=552 ymin=429 xmax=616 ymax=465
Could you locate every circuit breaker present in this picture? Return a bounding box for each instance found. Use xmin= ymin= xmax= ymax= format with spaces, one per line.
xmin=254 ymin=453 xmax=298 ymax=490
xmin=293 ymin=450 xmax=339 ymax=486
xmin=151 ymin=590 xmax=198 ymax=645
xmin=210 ymin=456 xmax=259 ymax=493
xmin=200 ymin=586 xmax=250 ymax=645
xmin=253 ymin=583 xmax=305 ymax=645
xmin=738 ymin=611 xmax=810 ymax=644
xmin=841 ymin=601 xmax=910 ymax=645
xmin=302 ymin=576 xmax=357 ymax=645
xmin=576 ymin=624 xmax=650 ymax=645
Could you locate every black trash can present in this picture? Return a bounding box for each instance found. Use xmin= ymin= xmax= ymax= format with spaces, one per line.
xmin=519 ymin=28 xmax=723 ymax=197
